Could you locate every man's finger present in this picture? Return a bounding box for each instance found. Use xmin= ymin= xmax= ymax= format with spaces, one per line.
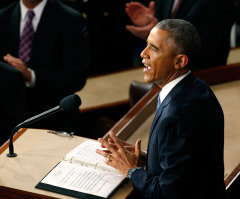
xmin=96 ymin=149 xmax=111 ymax=158
xmin=4 ymin=54 xmax=15 ymax=62
xmin=135 ymin=139 xmax=141 ymax=156
xmin=109 ymin=131 xmax=125 ymax=152
xmin=98 ymin=137 xmax=118 ymax=155
xmin=148 ymin=1 xmax=155 ymax=12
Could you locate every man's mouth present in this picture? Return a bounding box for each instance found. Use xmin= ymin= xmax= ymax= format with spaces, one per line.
xmin=143 ymin=64 xmax=152 ymax=72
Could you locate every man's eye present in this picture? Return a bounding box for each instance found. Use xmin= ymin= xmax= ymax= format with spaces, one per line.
xmin=151 ymin=46 xmax=158 ymax=51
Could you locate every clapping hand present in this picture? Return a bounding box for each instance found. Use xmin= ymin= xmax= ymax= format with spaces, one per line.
xmin=125 ymin=1 xmax=158 ymax=39
xmin=126 ymin=1 xmax=155 ymax=27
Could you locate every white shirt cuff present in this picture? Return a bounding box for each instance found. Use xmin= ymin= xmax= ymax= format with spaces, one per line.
xmin=25 ymin=68 xmax=36 ymax=87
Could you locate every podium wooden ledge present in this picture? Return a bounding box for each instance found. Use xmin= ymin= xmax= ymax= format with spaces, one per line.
xmin=0 ymin=129 xmax=133 ymax=199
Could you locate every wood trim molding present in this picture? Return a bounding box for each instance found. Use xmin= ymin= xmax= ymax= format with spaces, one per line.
xmin=0 ymin=185 xmax=58 ymax=199
xmin=80 ymin=99 xmax=129 ymax=113
xmin=103 ymin=85 xmax=160 ymax=140
xmin=225 ymin=163 xmax=240 ymax=188
xmin=193 ymin=62 xmax=240 ymax=85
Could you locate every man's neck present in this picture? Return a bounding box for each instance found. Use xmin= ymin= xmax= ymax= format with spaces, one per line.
xmin=158 ymin=67 xmax=190 ymax=89
xmin=22 ymin=0 xmax=42 ymax=9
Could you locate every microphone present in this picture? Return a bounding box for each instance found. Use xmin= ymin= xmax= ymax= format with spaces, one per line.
xmin=7 ymin=94 xmax=81 ymax=158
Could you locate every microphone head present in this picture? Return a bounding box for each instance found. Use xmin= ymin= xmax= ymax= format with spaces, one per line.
xmin=60 ymin=94 xmax=82 ymax=112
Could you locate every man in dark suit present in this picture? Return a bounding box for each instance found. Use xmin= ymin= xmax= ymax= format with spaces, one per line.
xmin=0 ymin=61 xmax=27 ymax=145
xmin=0 ymin=0 xmax=90 ymax=130
xmin=97 ymin=19 xmax=226 ymax=198
xmin=125 ymin=0 xmax=236 ymax=70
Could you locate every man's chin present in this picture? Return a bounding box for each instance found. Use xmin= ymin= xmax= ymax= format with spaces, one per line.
xmin=143 ymin=78 xmax=152 ymax=83
xmin=144 ymin=76 xmax=162 ymax=84
xmin=144 ymin=74 xmax=152 ymax=82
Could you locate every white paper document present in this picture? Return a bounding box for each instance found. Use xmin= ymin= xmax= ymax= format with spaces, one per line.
xmin=36 ymin=140 xmax=125 ymax=199
xmin=42 ymin=161 xmax=124 ymax=198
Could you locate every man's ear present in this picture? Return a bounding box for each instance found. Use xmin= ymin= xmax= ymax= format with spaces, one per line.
xmin=174 ymin=54 xmax=188 ymax=69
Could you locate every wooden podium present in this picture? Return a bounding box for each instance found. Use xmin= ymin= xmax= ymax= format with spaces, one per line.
xmin=0 ymin=129 xmax=133 ymax=199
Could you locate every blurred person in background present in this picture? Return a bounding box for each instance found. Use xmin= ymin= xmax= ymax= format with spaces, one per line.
xmin=125 ymin=0 xmax=236 ymax=70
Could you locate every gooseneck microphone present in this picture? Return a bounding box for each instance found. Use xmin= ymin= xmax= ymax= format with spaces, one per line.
xmin=7 ymin=94 xmax=81 ymax=158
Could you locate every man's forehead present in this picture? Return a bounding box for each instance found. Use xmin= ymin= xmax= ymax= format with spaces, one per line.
xmin=148 ymin=28 xmax=169 ymax=46
xmin=151 ymin=27 xmax=169 ymax=39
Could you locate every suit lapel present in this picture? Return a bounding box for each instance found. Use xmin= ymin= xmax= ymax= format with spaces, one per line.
xmin=159 ymin=0 xmax=193 ymax=18
xmin=8 ymin=3 xmax=21 ymax=57
xmin=30 ymin=0 xmax=56 ymax=66
xmin=34 ymin=0 xmax=55 ymax=39
xmin=148 ymin=91 xmax=173 ymax=139
xmin=174 ymin=0 xmax=195 ymax=18
xmin=163 ymin=0 xmax=175 ymax=18
xmin=148 ymin=73 xmax=195 ymax=141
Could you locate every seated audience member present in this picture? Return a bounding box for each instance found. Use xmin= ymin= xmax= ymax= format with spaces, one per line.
xmin=97 ymin=19 xmax=227 ymax=199
xmin=0 ymin=62 xmax=27 ymax=146
xmin=125 ymin=0 xmax=236 ymax=70
xmin=0 ymin=0 xmax=90 ymax=130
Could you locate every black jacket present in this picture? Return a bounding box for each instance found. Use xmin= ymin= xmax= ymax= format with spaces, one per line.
xmin=131 ymin=73 xmax=226 ymax=199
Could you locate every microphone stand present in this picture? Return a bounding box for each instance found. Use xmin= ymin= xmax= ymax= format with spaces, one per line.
xmin=7 ymin=106 xmax=60 ymax=157
xmin=6 ymin=93 xmax=81 ymax=158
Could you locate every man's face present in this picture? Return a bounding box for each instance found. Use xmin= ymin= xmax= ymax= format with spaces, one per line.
xmin=141 ymin=27 xmax=177 ymax=85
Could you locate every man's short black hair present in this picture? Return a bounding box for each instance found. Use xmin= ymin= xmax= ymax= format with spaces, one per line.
xmin=156 ymin=19 xmax=201 ymax=69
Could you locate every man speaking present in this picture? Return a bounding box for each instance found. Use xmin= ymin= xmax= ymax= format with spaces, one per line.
xmin=97 ymin=19 xmax=226 ymax=199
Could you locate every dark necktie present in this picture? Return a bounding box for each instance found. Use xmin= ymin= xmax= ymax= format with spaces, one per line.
xmin=171 ymin=0 xmax=182 ymax=18
xmin=18 ymin=10 xmax=35 ymax=66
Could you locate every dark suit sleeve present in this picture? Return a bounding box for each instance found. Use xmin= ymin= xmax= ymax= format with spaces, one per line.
xmin=34 ymin=13 xmax=90 ymax=96
xmin=130 ymin=115 xmax=197 ymax=199
xmin=0 ymin=62 xmax=27 ymax=145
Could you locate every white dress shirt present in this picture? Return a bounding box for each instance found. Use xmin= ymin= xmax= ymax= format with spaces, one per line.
xmin=158 ymin=71 xmax=191 ymax=106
